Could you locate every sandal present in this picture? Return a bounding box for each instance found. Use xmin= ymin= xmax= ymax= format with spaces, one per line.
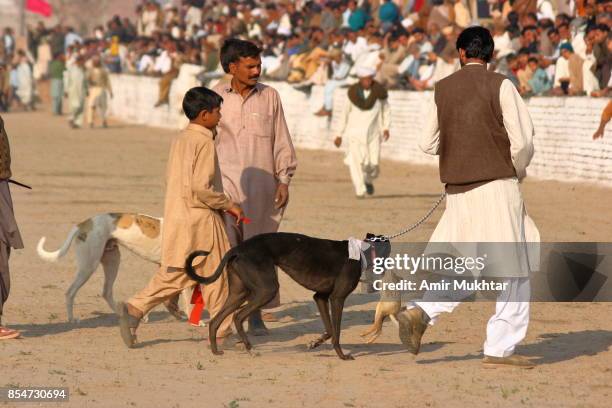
xmin=118 ymin=302 xmax=141 ymax=348
xmin=0 ymin=326 xmax=21 ymax=340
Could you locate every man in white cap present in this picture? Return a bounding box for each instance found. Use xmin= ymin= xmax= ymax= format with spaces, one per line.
xmin=335 ymin=66 xmax=390 ymax=198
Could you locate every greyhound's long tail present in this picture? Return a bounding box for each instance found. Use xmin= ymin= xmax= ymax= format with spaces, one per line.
xmin=37 ymin=226 xmax=79 ymax=262
xmin=184 ymin=248 xmax=235 ymax=285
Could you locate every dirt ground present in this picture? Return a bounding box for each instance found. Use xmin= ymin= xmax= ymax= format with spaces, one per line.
xmin=1 ymin=108 xmax=611 ymax=408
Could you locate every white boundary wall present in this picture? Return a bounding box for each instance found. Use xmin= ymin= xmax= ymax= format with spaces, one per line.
xmin=109 ymin=74 xmax=612 ymax=187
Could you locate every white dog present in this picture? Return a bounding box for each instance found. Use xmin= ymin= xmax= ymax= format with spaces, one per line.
xmin=37 ymin=213 xmax=192 ymax=323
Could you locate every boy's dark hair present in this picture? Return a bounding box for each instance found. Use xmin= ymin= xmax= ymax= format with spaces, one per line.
xmin=528 ymin=57 xmax=539 ymax=64
xmin=220 ymin=38 xmax=262 ymax=73
xmin=507 ymin=11 xmax=519 ymax=26
xmin=182 ymin=87 xmax=223 ymax=120
xmin=456 ymin=26 xmax=495 ymax=62
xmin=557 ymin=13 xmax=571 ymax=24
xmin=518 ymin=47 xmax=531 ymax=55
xmin=521 ymin=25 xmax=537 ymax=35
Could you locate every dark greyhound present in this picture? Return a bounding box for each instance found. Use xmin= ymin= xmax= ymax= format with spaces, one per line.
xmin=185 ymin=232 xmax=390 ymax=360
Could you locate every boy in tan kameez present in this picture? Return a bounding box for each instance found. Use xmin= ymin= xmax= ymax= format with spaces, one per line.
xmin=118 ymin=87 xmax=244 ymax=348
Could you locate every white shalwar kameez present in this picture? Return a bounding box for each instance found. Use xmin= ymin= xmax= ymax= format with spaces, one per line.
xmin=338 ymin=89 xmax=391 ymax=197
xmin=65 ymin=65 xmax=87 ymax=127
xmin=410 ymin=78 xmax=541 ymax=358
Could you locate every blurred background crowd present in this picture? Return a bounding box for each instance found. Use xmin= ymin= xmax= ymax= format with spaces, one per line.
xmin=0 ymin=0 xmax=610 ymax=116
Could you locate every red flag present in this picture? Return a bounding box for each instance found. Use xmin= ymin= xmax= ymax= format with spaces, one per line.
xmin=26 ymin=0 xmax=53 ymax=18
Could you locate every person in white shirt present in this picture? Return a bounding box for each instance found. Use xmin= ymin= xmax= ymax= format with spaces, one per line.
xmin=335 ymin=66 xmax=391 ymax=198
xmin=140 ymin=1 xmax=160 ymax=37
xmin=343 ymin=29 xmax=369 ymax=64
xmin=154 ymin=43 xmax=179 ymax=107
xmin=185 ymin=5 xmax=203 ymax=37
xmin=536 ymin=0 xmax=556 ymax=21
xmin=397 ymin=28 xmax=433 ymax=79
xmin=277 ymin=5 xmax=293 ymax=37
xmin=397 ymin=27 xmax=539 ymax=369
xmin=64 ymin=27 xmax=82 ymax=53
xmin=349 ymin=34 xmax=385 ymax=80
xmin=65 ymin=56 xmax=87 ymax=128
xmin=15 ymin=51 xmax=33 ymax=111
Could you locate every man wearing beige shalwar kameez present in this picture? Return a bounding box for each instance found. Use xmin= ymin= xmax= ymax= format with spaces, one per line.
xmin=213 ymin=39 xmax=297 ymax=334
xmin=119 ymin=98 xmax=242 ymax=347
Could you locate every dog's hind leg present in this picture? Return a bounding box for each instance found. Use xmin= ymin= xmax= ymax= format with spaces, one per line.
xmin=307 ymin=292 xmax=333 ymax=350
xmin=208 ymin=275 xmax=249 ymax=355
xmin=101 ymin=241 xmax=120 ymax=315
xmin=233 ymin=288 xmax=277 ymax=351
xmin=330 ymin=296 xmax=353 ymax=360
xmin=66 ymin=241 xmax=104 ymax=323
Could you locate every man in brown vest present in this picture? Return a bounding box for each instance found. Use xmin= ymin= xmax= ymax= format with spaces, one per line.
xmin=397 ymin=27 xmax=539 ymax=368
xmin=0 ymin=115 xmax=24 ymax=340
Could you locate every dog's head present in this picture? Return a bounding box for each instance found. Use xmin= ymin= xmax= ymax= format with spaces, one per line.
xmin=364 ymin=233 xmax=391 ymax=262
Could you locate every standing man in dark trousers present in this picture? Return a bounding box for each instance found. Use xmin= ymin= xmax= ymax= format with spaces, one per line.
xmin=0 ymin=115 xmax=24 ymax=340
xmin=213 ymin=39 xmax=297 ymax=335
xmin=397 ymin=26 xmax=540 ymax=368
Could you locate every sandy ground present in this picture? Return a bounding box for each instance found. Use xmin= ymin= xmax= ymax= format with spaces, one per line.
xmin=1 ymin=108 xmax=611 ymax=408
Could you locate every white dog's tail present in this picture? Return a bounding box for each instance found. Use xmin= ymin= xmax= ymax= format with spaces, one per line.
xmin=37 ymin=227 xmax=79 ymax=262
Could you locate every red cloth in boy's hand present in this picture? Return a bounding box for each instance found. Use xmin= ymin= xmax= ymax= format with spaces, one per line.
xmin=189 ymin=285 xmax=205 ymax=326
xmin=227 ymin=211 xmax=252 ymax=224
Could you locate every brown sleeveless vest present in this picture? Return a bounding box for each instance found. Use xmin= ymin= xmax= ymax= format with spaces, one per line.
xmin=434 ymin=64 xmax=516 ymax=194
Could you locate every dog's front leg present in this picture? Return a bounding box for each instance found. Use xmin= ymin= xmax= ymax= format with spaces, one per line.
xmin=330 ymin=297 xmax=354 ymax=360
xmin=308 ymin=293 xmax=333 ymax=350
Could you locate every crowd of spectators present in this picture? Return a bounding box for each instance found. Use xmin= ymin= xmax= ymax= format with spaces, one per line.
xmin=0 ymin=0 xmax=610 ymax=115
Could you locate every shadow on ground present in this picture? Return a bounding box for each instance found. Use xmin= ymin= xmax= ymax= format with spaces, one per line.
xmin=11 ymin=311 xmax=171 ymax=338
xmin=415 ymin=330 xmax=612 ymax=365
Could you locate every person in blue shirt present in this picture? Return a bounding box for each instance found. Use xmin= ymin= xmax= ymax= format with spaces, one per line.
xmin=379 ymin=0 xmax=400 ymax=32
xmin=348 ymin=1 xmax=370 ymax=32
xmin=64 ymin=27 xmax=82 ymax=52
xmin=526 ymin=57 xmax=553 ymax=95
